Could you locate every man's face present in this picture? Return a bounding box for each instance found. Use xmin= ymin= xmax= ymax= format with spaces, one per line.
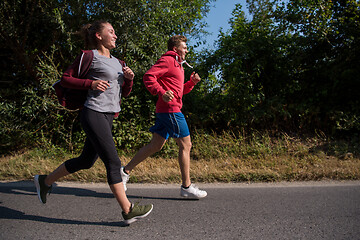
xmin=174 ymin=41 xmax=188 ymax=60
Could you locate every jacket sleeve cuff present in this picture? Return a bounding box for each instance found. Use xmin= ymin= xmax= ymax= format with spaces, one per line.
xmin=124 ymin=77 xmax=133 ymax=82
xmin=189 ymin=80 xmax=197 ymax=86
xmin=158 ymin=88 xmax=166 ymax=96
xmin=84 ymin=79 xmax=93 ymax=89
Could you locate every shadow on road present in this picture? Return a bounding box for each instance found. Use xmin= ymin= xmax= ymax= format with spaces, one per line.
xmin=0 ymin=181 xmax=198 ymax=227
xmin=0 ymin=181 xmax=198 ymax=201
xmin=0 ymin=205 xmax=129 ymax=227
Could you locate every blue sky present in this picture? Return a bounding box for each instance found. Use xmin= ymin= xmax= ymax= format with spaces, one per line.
xmin=197 ymin=0 xmax=248 ymax=50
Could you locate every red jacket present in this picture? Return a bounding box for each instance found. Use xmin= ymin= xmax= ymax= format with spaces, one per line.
xmin=53 ymin=50 xmax=133 ymax=112
xmin=143 ymin=51 xmax=195 ymax=113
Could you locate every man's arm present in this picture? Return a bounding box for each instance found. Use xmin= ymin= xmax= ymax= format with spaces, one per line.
xmin=183 ymin=72 xmax=200 ymax=95
xmin=143 ymin=58 xmax=169 ymax=96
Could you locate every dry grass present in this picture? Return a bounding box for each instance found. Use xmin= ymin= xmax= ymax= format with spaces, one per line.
xmin=1 ymin=132 xmax=359 ymax=183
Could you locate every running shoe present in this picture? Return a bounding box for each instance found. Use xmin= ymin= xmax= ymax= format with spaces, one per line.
xmin=180 ymin=184 xmax=207 ymax=199
xmin=122 ymin=202 xmax=153 ymax=224
xmin=34 ymin=175 xmax=52 ymax=204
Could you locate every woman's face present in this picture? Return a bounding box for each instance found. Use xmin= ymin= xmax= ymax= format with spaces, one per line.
xmin=96 ymin=23 xmax=117 ymax=50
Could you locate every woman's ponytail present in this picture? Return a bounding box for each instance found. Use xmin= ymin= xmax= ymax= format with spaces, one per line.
xmin=78 ymin=20 xmax=108 ymax=49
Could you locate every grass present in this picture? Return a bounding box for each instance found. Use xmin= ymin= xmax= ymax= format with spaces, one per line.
xmin=1 ymin=131 xmax=359 ymax=183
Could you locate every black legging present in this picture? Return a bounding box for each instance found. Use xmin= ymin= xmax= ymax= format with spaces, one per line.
xmin=65 ymin=107 xmax=122 ymax=185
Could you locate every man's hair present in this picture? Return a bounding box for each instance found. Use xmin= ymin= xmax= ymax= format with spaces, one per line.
xmin=167 ymin=35 xmax=187 ymax=51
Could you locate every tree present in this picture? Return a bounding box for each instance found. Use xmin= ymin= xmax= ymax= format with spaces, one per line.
xmin=0 ymin=0 xmax=213 ymax=153
xmin=196 ymin=0 xmax=360 ymax=134
xmin=275 ymin=0 xmax=360 ymax=132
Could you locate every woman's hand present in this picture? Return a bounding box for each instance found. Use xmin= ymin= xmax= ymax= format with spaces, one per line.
xmin=91 ymin=80 xmax=110 ymax=91
xmin=123 ymin=67 xmax=135 ymax=80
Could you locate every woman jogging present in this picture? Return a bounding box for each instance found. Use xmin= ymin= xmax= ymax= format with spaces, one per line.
xmin=34 ymin=20 xmax=153 ymax=225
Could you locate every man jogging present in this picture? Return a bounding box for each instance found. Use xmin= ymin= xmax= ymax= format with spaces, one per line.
xmin=121 ymin=35 xmax=207 ymax=199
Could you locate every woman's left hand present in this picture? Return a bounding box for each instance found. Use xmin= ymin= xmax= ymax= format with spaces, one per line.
xmin=123 ymin=67 xmax=135 ymax=80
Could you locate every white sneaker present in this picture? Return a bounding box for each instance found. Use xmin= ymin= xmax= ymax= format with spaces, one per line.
xmin=180 ymin=184 xmax=207 ymax=199
xmin=120 ymin=167 xmax=129 ymax=191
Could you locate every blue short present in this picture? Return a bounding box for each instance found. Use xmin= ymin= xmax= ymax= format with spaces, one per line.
xmin=149 ymin=112 xmax=190 ymax=140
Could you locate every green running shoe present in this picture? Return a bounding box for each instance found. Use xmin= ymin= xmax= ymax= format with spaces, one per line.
xmin=34 ymin=175 xmax=52 ymax=204
xmin=122 ymin=202 xmax=153 ymax=224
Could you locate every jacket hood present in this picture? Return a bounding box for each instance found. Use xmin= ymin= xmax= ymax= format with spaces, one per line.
xmin=162 ymin=51 xmax=193 ymax=69
xmin=162 ymin=50 xmax=181 ymax=60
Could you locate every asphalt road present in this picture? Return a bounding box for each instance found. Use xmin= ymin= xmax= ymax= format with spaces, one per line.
xmin=0 ymin=180 xmax=359 ymax=240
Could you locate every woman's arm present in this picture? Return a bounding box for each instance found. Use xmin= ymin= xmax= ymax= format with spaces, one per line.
xmin=61 ymin=52 xmax=93 ymax=90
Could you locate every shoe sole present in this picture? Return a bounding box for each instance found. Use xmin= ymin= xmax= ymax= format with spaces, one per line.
xmin=124 ymin=204 xmax=153 ymax=225
xmin=180 ymin=191 xmax=207 ymax=199
xmin=34 ymin=175 xmax=45 ymax=204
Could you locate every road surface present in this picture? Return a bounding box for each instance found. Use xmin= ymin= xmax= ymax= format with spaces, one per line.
xmin=1 ymin=180 xmax=359 ymax=239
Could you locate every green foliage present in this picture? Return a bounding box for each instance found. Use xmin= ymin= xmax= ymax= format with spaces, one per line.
xmin=0 ymin=0 xmax=213 ymax=154
xmin=1 ymin=0 xmax=359 ymax=155
xmin=196 ymin=0 xmax=360 ymax=134
xmin=112 ymin=95 xmax=155 ymax=153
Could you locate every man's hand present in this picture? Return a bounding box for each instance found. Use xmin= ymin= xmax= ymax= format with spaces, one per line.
xmin=162 ymin=90 xmax=174 ymax=102
xmin=91 ymin=80 xmax=110 ymax=92
xmin=123 ymin=66 xmax=135 ymax=80
xmin=190 ymin=72 xmax=201 ymax=84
